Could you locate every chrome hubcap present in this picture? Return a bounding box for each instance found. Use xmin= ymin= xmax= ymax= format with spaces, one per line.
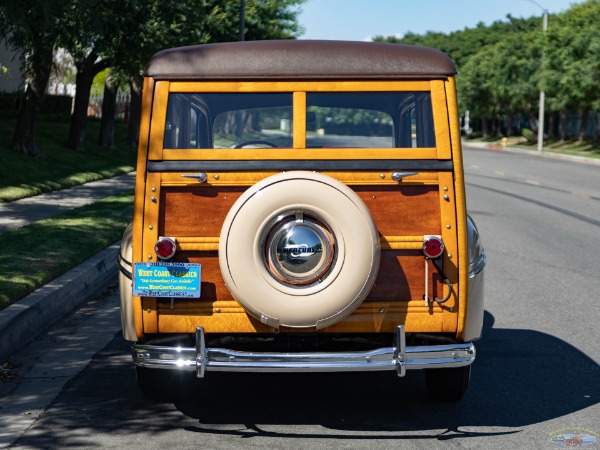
xmin=265 ymin=212 xmax=335 ymax=286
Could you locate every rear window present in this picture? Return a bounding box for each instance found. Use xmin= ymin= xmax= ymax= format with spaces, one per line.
xmin=163 ymin=92 xmax=435 ymax=149
xmin=306 ymin=92 xmax=435 ymax=148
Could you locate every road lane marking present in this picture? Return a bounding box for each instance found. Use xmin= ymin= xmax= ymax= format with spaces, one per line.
xmin=571 ymin=192 xmax=591 ymax=199
xmin=494 ymin=171 xmax=505 ymax=176
xmin=526 ymin=179 xmax=541 ymax=186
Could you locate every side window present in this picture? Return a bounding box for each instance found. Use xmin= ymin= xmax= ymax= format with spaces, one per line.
xmin=306 ymin=92 xmax=435 ymax=148
xmin=397 ymin=93 xmax=436 ymax=148
xmin=164 ymin=94 xmax=210 ymax=149
xmin=164 ymin=93 xmax=293 ymax=149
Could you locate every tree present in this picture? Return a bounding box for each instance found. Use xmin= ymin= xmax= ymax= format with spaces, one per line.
xmin=457 ymin=46 xmax=500 ymax=137
xmin=489 ymin=32 xmax=541 ymax=136
xmin=105 ymin=0 xmax=306 ymax=148
xmin=59 ymin=0 xmax=139 ymax=151
xmin=541 ymin=1 xmax=600 ymax=141
xmin=0 ymin=0 xmax=69 ymax=158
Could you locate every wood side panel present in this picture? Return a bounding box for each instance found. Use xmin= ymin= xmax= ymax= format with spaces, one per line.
xmin=160 ymin=185 xmax=440 ymax=239
xmin=352 ymin=186 xmax=440 ymax=236
xmin=367 ymin=251 xmax=443 ymax=302
xmin=170 ymin=251 xmax=232 ymax=302
xmin=160 ymin=187 xmax=245 ymax=236
xmin=168 ymin=250 xmax=441 ymax=307
xmin=157 ymin=184 xmax=447 ymax=334
xmin=156 ymin=300 xmax=448 ymax=334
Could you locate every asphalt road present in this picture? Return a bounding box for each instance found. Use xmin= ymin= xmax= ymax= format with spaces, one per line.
xmin=1 ymin=146 xmax=599 ymax=449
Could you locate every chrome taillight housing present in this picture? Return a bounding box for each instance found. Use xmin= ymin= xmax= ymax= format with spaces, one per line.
xmin=423 ymin=235 xmax=444 ymax=259
xmin=155 ymin=237 xmax=177 ymax=260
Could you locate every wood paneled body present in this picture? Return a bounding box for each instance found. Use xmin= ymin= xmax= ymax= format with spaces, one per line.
xmin=159 ymin=184 xmax=441 ymax=240
xmin=132 ymin=78 xmax=465 ymax=339
xmin=160 ymin=187 xmax=244 ymax=237
xmin=147 ymin=181 xmax=451 ymax=334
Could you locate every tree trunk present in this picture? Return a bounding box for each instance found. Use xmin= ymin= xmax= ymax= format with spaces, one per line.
xmin=490 ymin=117 xmax=498 ymax=137
xmin=98 ymin=71 xmax=118 ymax=150
xmin=126 ymin=74 xmax=143 ymax=146
xmin=480 ymin=114 xmax=488 ymax=137
xmin=11 ymin=49 xmax=53 ymax=159
xmin=507 ymin=114 xmax=514 ymax=137
xmin=67 ymin=50 xmax=108 ymax=152
xmin=527 ymin=108 xmax=538 ymax=134
xmin=547 ymin=112 xmax=556 ymax=140
xmin=578 ymin=109 xmax=589 ymax=142
xmin=559 ymin=110 xmax=568 ymax=141
xmin=595 ymin=113 xmax=600 ymax=144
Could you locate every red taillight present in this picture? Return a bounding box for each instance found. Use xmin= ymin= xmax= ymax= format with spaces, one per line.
xmin=155 ymin=237 xmax=177 ymax=260
xmin=423 ymin=236 xmax=444 ymax=259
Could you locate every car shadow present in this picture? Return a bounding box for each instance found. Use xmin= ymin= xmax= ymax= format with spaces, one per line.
xmin=175 ymin=310 xmax=599 ymax=439
xmin=13 ymin=311 xmax=599 ymax=447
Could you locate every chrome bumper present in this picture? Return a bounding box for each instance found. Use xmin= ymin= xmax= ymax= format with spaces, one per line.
xmin=131 ymin=326 xmax=475 ymax=377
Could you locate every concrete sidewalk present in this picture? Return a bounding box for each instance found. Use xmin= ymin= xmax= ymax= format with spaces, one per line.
xmin=0 ymin=173 xmax=135 ymax=360
xmin=0 ymin=172 xmax=135 ymax=233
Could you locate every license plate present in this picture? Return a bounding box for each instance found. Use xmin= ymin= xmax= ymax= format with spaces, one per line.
xmin=133 ymin=262 xmax=201 ymax=298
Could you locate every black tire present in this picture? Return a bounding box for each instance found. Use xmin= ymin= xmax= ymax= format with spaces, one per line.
xmin=425 ymin=365 xmax=471 ymax=401
xmin=135 ymin=367 xmax=196 ymax=402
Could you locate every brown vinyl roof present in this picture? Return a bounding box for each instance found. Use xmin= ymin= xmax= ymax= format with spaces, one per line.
xmin=144 ymin=40 xmax=456 ymax=81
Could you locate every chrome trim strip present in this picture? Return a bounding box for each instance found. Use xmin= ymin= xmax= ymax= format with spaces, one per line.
xmin=131 ymin=326 xmax=475 ymax=377
xmin=468 ymin=251 xmax=486 ymax=279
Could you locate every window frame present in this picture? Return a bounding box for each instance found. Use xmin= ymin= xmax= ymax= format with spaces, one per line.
xmin=148 ymin=80 xmax=450 ymax=161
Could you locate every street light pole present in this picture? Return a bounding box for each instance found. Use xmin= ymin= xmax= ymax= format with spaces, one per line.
xmin=523 ymin=0 xmax=548 ymax=152
xmin=537 ymin=7 xmax=548 ymax=152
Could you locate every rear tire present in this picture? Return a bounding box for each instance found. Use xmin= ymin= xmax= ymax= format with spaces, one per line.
xmin=136 ymin=367 xmax=196 ymax=402
xmin=425 ymin=365 xmax=471 ymax=401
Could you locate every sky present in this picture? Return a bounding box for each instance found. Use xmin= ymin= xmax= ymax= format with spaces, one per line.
xmin=297 ymin=0 xmax=581 ymax=41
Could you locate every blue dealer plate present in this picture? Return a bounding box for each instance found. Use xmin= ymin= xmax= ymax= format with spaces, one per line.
xmin=133 ymin=262 xmax=201 ymax=298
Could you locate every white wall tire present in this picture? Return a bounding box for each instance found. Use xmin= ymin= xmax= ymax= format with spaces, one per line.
xmin=219 ymin=171 xmax=380 ymax=329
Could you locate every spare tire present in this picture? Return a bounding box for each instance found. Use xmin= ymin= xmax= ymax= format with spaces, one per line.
xmin=219 ymin=171 xmax=380 ymax=329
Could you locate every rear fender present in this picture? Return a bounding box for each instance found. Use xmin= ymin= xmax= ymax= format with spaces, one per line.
xmin=463 ymin=215 xmax=485 ymax=341
xmin=118 ymin=223 xmax=136 ymax=341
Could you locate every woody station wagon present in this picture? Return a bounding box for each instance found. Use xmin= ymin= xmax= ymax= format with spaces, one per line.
xmin=118 ymin=40 xmax=486 ymax=401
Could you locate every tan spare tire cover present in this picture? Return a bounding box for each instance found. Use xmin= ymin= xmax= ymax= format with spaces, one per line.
xmin=219 ymin=171 xmax=380 ymax=329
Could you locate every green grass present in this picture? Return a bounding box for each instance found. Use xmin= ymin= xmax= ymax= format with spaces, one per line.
xmin=528 ymin=139 xmax=600 ymax=159
xmin=0 ymin=192 xmax=133 ymax=309
xmin=0 ymin=119 xmax=136 ymax=202
xmin=465 ymin=135 xmax=600 ymax=158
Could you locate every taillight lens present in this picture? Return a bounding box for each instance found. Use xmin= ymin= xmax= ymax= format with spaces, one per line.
xmin=423 ymin=236 xmax=444 ymax=259
xmin=155 ymin=237 xmax=177 ymax=260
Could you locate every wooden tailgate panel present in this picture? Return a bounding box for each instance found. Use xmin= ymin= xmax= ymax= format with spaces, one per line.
xmin=156 ymin=184 xmax=444 ymax=332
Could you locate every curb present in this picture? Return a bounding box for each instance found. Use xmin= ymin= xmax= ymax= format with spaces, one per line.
xmin=0 ymin=242 xmax=120 ymax=361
